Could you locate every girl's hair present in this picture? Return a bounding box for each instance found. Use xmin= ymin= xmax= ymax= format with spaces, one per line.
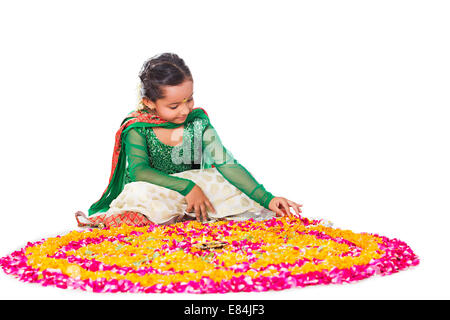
xmin=136 ymin=53 xmax=193 ymax=112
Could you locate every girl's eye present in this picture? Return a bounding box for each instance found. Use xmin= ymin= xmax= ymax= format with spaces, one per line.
xmin=170 ymin=98 xmax=193 ymax=110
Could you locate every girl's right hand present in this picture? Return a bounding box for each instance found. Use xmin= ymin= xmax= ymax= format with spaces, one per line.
xmin=185 ymin=185 xmax=216 ymax=223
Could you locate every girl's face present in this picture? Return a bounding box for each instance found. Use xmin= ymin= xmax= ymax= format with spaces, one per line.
xmin=143 ymin=80 xmax=194 ymax=124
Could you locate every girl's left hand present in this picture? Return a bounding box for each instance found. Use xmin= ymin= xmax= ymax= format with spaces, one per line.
xmin=268 ymin=197 xmax=303 ymax=217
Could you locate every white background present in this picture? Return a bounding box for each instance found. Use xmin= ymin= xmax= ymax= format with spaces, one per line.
xmin=0 ymin=0 xmax=448 ymax=300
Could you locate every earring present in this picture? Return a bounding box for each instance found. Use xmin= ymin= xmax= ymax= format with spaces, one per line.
xmin=147 ymin=106 xmax=157 ymax=114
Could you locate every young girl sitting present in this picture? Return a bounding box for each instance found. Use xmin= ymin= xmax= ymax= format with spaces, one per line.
xmin=84 ymin=53 xmax=302 ymax=227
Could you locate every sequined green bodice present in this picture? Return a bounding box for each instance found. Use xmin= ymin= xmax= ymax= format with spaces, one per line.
xmin=142 ymin=119 xmax=204 ymax=174
xmin=124 ymin=118 xmax=206 ymax=183
xmin=122 ymin=117 xmax=275 ymax=209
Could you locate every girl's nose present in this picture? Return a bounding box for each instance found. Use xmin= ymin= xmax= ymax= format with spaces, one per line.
xmin=180 ymin=103 xmax=191 ymax=116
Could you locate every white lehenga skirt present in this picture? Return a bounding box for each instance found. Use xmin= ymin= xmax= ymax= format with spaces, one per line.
xmin=100 ymin=167 xmax=276 ymax=225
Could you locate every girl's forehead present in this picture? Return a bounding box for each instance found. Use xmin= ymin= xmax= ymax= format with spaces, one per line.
xmin=162 ymin=80 xmax=194 ymax=102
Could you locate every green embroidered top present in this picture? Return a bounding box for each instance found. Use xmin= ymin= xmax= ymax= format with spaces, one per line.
xmin=123 ymin=117 xmax=275 ymax=209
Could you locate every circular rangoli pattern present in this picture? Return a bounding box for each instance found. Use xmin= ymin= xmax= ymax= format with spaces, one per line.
xmin=0 ymin=216 xmax=419 ymax=293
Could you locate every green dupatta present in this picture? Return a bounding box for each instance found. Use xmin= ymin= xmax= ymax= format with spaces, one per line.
xmin=88 ymin=107 xmax=211 ymax=216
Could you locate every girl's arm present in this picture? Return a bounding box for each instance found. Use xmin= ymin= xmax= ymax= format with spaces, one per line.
xmin=124 ymin=128 xmax=196 ymax=196
xmin=202 ymin=124 xmax=275 ymax=209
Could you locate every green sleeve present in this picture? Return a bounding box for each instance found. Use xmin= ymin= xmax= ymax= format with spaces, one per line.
xmin=202 ymin=124 xmax=275 ymax=209
xmin=124 ymin=128 xmax=196 ymax=196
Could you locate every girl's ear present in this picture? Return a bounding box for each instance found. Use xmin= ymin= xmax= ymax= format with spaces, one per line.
xmin=142 ymin=97 xmax=156 ymax=109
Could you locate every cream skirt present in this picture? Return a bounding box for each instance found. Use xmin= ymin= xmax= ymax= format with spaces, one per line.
xmin=102 ymin=168 xmax=276 ymax=225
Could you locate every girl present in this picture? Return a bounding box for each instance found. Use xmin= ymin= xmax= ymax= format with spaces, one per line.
xmin=87 ymin=53 xmax=302 ymax=225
